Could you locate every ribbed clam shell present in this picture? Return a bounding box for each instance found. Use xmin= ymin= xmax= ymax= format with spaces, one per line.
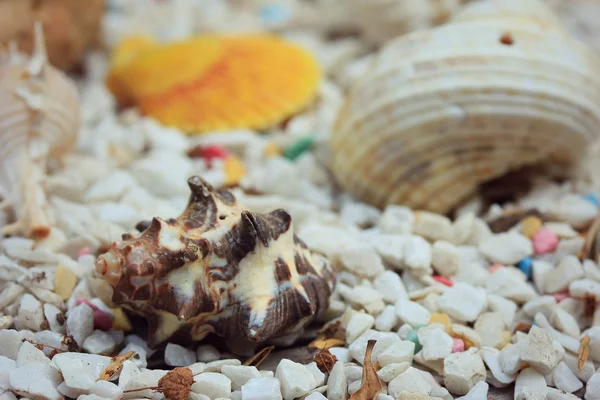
xmin=330 ymin=0 xmax=600 ymax=214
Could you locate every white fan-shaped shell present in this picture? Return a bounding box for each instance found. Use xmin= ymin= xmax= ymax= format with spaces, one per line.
xmin=0 ymin=25 xmax=79 ymax=238
xmin=330 ymin=0 xmax=600 ymax=214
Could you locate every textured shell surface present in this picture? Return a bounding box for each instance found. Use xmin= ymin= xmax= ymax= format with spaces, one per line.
xmin=0 ymin=24 xmax=80 ymax=238
xmin=95 ymin=176 xmax=336 ymax=348
xmin=330 ymin=0 xmax=600 ymax=215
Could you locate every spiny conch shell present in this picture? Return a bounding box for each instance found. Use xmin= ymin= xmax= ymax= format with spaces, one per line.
xmin=287 ymin=0 xmax=468 ymax=46
xmin=0 ymin=23 xmax=79 ymax=239
xmin=329 ymin=0 xmax=600 ymax=215
xmin=95 ymin=176 xmax=336 ymax=348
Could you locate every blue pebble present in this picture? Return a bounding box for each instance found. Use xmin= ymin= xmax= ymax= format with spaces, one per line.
xmin=259 ymin=4 xmax=291 ymax=23
xmin=583 ymin=193 xmax=600 ymax=208
xmin=518 ymin=257 xmax=533 ymax=279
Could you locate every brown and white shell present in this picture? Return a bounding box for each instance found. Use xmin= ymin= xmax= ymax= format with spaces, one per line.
xmin=0 ymin=23 xmax=79 ymax=238
xmin=329 ymin=0 xmax=600 ymax=214
xmin=95 ymin=176 xmax=336 ymax=347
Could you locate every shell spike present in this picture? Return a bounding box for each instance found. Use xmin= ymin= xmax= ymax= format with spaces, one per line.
xmin=187 ymin=175 xmax=215 ymax=200
xmin=28 ymin=22 xmax=48 ymax=76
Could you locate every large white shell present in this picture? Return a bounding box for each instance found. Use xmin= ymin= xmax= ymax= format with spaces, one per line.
xmin=329 ymin=0 xmax=600 ymax=214
xmin=0 ymin=24 xmax=79 ymax=238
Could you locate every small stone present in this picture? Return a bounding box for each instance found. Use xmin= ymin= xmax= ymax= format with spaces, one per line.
xmin=522 ymin=216 xmax=543 ymax=238
xmin=16 ymin=340 xmax=50 ymax=366
xmin=569 ymin=279 xmax=600 ymax=298
xmin=474 ymin=312 xmax=507 ymax=349
xmin=431 ymin=241 xmax=460 ymax=276
xmin=241 ymin=377 xmax=282 ymax=400
xmin=377 ymin=341 xmax=415 ymax=367
xmin=205 ymin=358 xmax=241 ymax=372
xmin=346 ymin=312 xmax=375 ymax=343
xmin=17 ymin=294 xmax=44 ymax=331
xmin=66 ymin=303 xmax=94 ymax=346
xmin=452 ymin=338 xmax=465 ymax=353
xmin=119 ymin=343 xmax=147 ymax=368
xmin=517 ymin=388 xmax=546 ymax=400
xmin=9 ymin=364 xmax=62 ymax=400
xmin=395 ymin=298 xmax=431 ymax=327
xmin=586 ymin=373 xmax=600 ymax=400
xmin=479 ymin=232 xmax=533 ymax=265
xmin=514 ymin=368 xmax=547 ymax=399
xmin=82 ymin=330 xmax=116 ymax=354
xmin=275 ymin=359 xmax=317 ymax=400
xmin=544 ymin=255 xmax=585 ymax=294
xmin=339 ymin=243 xmax=385 ymax=278
xmin=0 ymin=316 xmax=13 ymax=330
xmin=556 ymin=237 xmax=585 ymax=256
xmin=192 ymin=372 xmax=232 ymax=399
xmin=436 ymin=282 xmax=487 ymax=323
xmin=90 ymin=380 xmax=123 ymax=400
xmin=196 ymin=344 xmax=220 ymax=363
xmin=304 ymin=362 xmax=326 ymax=386
xmin=563 ymin=351 xmax=594 ymax=383
xmin=532 ymin=228 xmax=559 ymax=255
xmin=486 ymin=267 xmax=537 ymax=303
xmin=487 ymin=294 xmax=518 ymax=327
xmin=403 ymin=236 xmax=433 ymax=273
xmin=413 ymin=211 xmax=453 ymax=241
xmin=480 ymin=347 xmax=516 ymax=385
xmin=377 ymin=362 xmax=410 ymax=382
xmin=429 ymin=313 xmax=451 ymax=332
xmin=553 ymin=361 xmax=583 ymax=393
xmin=305 ymin=393 xmax=328 ymax=400
xmin=546 ymin=388 xmax=581 ymax=400
xmin=328 ymin=347 xmax=351 ymax=363
xmin=520 ymin=326 xmax=563 ymax=375
xmin=344 ymin=365 xmax=362 ymax=383
xmin=544 ymin=222 xmax=578 ymax=238
xmin=456 ymin=381 xmax=488 ymax=400
xmin=222 ymin=365 xmax=261 ymax=391
xmin=419 ymin=327 xmax=452 ymax=361
xmin=551 ymin=308 xmax=581 ymax=338
xmin=54 ymin=265 xmax=78 ymax=300
xmin=373 ymin=271 xmax=409 ymax=303
xmin=443 ymin=347 xmax=486 ymax=395
xmin=523 ymin=296 xmax=557 ymax=319
xmin=388 ymin=367 xmax=433 ymax=398
xmin=517 ymin=257 xmax=533 ymax=279
xmin=165 ymin=343 xmax=196 ymax=367
xmin=375 ymin=305 xmax=398 ymax=332
xmin=43 ymin=304 xmax=65 ymax=334
xmin=557 ymin=194 xmax=598 ymax=229
xmin=327 ymin=361 xmax=347 ymax=400
xmin=378 ymin=206 xmax=414 ymax=234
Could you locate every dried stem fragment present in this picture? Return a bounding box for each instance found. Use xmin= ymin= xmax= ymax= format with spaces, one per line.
xmin=98 ymin=351 xmax=136 ymax=381
xmin=243 ymin=346 xmax=274 ymax=368
xmin=350 ymin=340 xmax=382 ymax=400
xmin=579 ymin=335 xmax=590 ymax=371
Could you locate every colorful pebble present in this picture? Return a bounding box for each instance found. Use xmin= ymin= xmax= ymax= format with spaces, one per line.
xmin=284 ymin=136 xmax=314 ymax=161
xmin=223 ymin=156 xmax=247 ymax=186
xmin=429 ymin=312 xmax=452 ymax=332
xmin=407 ymin=329 xmax=422 ymax=353
xmin=451 ymin=338 xmax=465 ymax=353
xmin=517 ymin=257 xmax=533 ymax=279
xmin=521 ymin=216 xmax=543 ymax=238
xmin=553 ymin=291 xmax=570 ymax=303
xmin=532 ymin=228 xmax=559 ymax=255
xmin=488 ymin=264 xmax=504 ymax=274
xmin=189 ymin=144 xmax=230 ymax=168
xmin=584 ymin=193 xmax=600 ymax=208
xmin=77 ymin=247 xmax=92 ymax=259
xmin=76 ymin=298 xmax=114 ymax=331
xmin=54 ymin=265 xmax=78 ymax=301
xmin=111 ymin=307 xmax=133 ymax=332
xmin=432 ymin=275 xmax=453 ymax=287
xmin=264 ymin=142 xmax=283 ymax=157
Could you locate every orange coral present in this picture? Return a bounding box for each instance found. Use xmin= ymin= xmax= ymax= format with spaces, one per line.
xmin=106 ymin=34 xmax=322 ymax=134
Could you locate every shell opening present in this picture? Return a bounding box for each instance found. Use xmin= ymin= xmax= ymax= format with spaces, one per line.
xmin=96 ymin=251 xmax=122 ymax=286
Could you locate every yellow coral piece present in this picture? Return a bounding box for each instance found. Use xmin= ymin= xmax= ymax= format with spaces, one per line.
xmin=54 ymin=265 xmax=78 ymax=301
xmin=111 ymin=307 xmax=133 ymax=332
xmin=429 ymin=312 xmax=452 ymax=332
xmin=106 ymin=34 xmax=322 ymax=134
xmin=521 ymin=216 xmax=543 ymax=239
xmin=224 ymin=156 xmax=247 ymax=186
xmin=264 ymin=142 xmax=283 ymax=157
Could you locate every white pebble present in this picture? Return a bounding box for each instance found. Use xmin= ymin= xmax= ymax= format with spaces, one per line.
xmin=275 ymin=359 xmax=317 ymax=400
xmin=346 ymin=312 xmax=375 ymax=343
xmin=43 ymin=304 xmax=65 ymax=334
xmin=378 ymin=206 xmax=414 ymax=234
xmin=375 ymin=305 xmax=398 ymax=332
xmin=563 ymin=351 xmax=594 ymax=383
xmin=553 ymin=361 xmax=583 ymax=393
xmin=339 ymin=243 xmax=385 ymax=278
xmin=418 ymin=327 xmax=453 ymax=361
xmin=569 ymin=279 xmax=600 ymax=298
xmin=165 ymin=343 xmax=196 ymax=367
xmin=545 ymin=255 xmax=585 ymax=294
xmin=16 ymin=340 xmax=50 ymax=366
xmin=192 ymin=372 xmax=232 ymax=399
xmin=395 ymin=298 xmax=431 ymax=327
xmin=514 ymin=368 xmax=547 ymax=399
xmin=523 ymin=296 xmax=557 ymax=319
xmin=586 ymin=372 xmax=600 ymax=400
xmin=479 ymin=347 xmax=516 ymax=385
xmin=388 ymin=367 xmax=433 ymax=398
xmin=543 ymin=222 xmax=578 ymax=238
xmin=328 ymin=347 xmax=351 ymax=363
xmin=327 ymin=361 xmax=347 ymax=400
xmin=66 ymin=303 xmax=94 ymax=346
xmin=9 ymin=364 xmax=62 ymax=400
xmin=17 ymin=294 xmax=44 ymax=331
xmin=89 ymin=380 xmax=123 ymax=400
xmin=551 ymin=308 xmax=581 ymax=338
xmin=222 ymin=365 xmax=261 ymax=391
xmin=119 ymin=343 xmax=147 ymax=368
xmin=83 ymin=170 xmax=135 ymax=203
xmin=486 ymin=267 xmax=537 ymax=303
xmin=443 ymin=348 xmax=486 ymax=395
xmin=377 ymin=362 xmax=410 ymax=382
xmin=206 ymin=358 xmax=241 ymax=372
xmin=474 ymin=312 xmax=506 ymax=349
xmin=546 ymin=388 xmax=580 ymax=400
xmin=557 ymin=194 xmax=598 ymax=229
xmin=413 ymin=211 xmax=453 ymax=241
xmin=403 ymin=236 xmax=432 ymax=273
xmin=521 ymin=326 xmax=563 ymax=375
xmin=377 ymin=341 xmax=415 ymax=367
xmin=373 ymin=271 xmax=408 ymax=303
xmin=370 ymin=234 xmax=407 ymax=269
xmin=241 ymin=377 xmax=282 ymax=400
xmin=436 ymin=282 xmax=487 ymax=323
xmin=478 ymin=232 xmax=533 ymax=265
xmin=83 ymin=330 xmax=116 ymax=355
xmin=487 ymin=294 xmax=518 ymax=327
xmin=305 ymin=393 xmax=327 ymax=400
xmin=456 ymin=381 xmax=488 ymax=400
xmin=196 ymin=344 xmax=220 ymax=363
xmin=431 ymin=241 xmax=460 ymax=276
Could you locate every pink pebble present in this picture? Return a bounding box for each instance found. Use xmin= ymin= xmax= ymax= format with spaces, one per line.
xmin=532 ymin=228 xmax=559 ymax=255
xmin=553 ymin=291 xmax=570 ymax=303
xmin=76 ymin=298 xmax=113 ymax=330
xmin=77 ymin=247 xmax=92 ymax=258
xmin=452 ymin=338 xmax=465 ymax=353
xmin=489 ymin=264 xmax=504 ymax=274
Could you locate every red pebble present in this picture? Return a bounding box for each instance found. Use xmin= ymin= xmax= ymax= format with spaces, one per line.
xmin=451 ymin=338 xmax=465 ymax=353
xmin=76 ymin=298 xmax=113 ymax=330
xmin=489 ymin=264 xmax=504 ymax=274
xmin=188 ymin=144 xmax=230 ymax=168
xmin=532 ymin=228 xmax=559 ymax=255
xmin=553 ymin=290 xmax=570 ymax=303
xmin=432 ymin=275 xmax=453 ymax=287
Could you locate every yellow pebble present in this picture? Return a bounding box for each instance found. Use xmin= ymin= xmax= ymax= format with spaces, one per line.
xmin=224 ymin=156 xmax=247 ymax=186
xmin=429 ymin=313 xmax=452 ymax=331
xmin=521 ymin=216 xmax=543 ymax=238
xmin=54 ymin=265 xmax=78 ymax=301
xmin=264 ymin=143 xmax=282 ymax=157
xmin=498 ymin=331 xmax=512 ymax=349
xmin=111 ymin=307 xmax=133 ymax=332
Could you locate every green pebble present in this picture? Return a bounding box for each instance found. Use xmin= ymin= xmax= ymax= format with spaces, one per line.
xmin=284 ymin=136 xmax=314 ymax=161
xmin=407 ymin=329 xmax=422 ymax=353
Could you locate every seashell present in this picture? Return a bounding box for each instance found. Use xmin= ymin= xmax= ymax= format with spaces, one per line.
xmin=0 ymin=24 xmax=79 ymax=239
xmin=106 ymin=34 xmax=322 ymax=134
xmin=329 ymin=0 xmax=600 ymax=215
xmin=95 ymin=176 xmax=336 ymax=347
